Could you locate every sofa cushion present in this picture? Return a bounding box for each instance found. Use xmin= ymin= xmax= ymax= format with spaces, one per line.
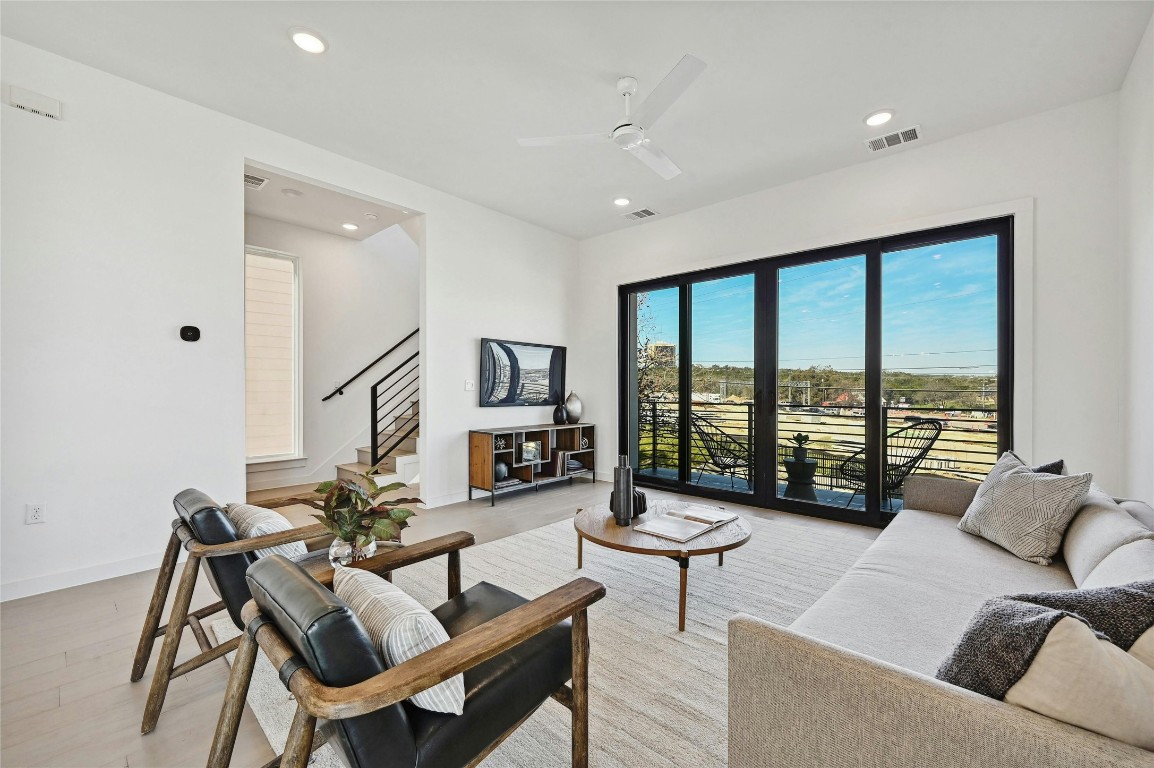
xmin=1118 ymin=499 xmax=1154 ymax=531
xmin=1082 ymin=539 xmax=1154 ymax=589
xmin=958 ymin=469 xmax=1091 ymax=565
xmin=1063 ymin=489 xmax=1154 ymax=587
xmin=936 ymin=583 xmax=1154 ymax=751
xmin=225 ymin=503 xmax=308 ymax=560
xmin=791 ymin=508 xmax=1075 ymax=676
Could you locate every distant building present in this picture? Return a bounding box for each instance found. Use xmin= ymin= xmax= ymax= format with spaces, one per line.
xmin=645 ymin=341 xmax=676 ymax=365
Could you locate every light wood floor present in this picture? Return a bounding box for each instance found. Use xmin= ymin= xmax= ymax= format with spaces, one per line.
xmin=0 ymin=479 xmax=877 ymax=768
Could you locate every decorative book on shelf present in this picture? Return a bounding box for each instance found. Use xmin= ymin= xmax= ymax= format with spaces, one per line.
xmin=634 ymin=506 xmax=739 ymax=543
xmin=468 ymin=423 xmax=596 ymax=506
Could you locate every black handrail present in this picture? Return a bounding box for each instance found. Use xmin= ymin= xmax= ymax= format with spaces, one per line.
xmin=321 ymin=328 xmax=418 ymax=401
xmin=371 ymin=367 xmax=420 ymax=466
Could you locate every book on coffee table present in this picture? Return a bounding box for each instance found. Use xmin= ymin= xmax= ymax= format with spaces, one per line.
xmin=634 ymin=506 xmax=739 ymax=543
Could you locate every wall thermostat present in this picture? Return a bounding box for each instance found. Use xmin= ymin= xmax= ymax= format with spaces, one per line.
xmin=180 ymin=326 xmax=201 ymax=342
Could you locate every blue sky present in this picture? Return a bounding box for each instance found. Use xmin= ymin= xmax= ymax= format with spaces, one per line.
xmin=638 ymin=235 xmax=998 ymax=375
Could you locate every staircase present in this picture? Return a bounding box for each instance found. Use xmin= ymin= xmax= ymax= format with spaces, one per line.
xmin=337 ymin=399 xmax=420 ymax=485
xmin=324 ymin=328 xmax=420 ymax=488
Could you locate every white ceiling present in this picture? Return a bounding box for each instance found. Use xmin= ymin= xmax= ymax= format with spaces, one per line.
xmin=243 ymin=164 xmax=412 ymax=241
xmin=4 ymin=2 xmax=1151 ymax=239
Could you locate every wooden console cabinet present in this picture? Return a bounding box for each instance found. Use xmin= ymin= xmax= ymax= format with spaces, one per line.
xmin=468 ymin=423 xmax=596 ymax=505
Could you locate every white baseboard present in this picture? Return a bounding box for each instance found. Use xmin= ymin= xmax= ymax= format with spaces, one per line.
xmin=1 ymin=548 xmax=184 ymax=602
xmin=423 ymin=490 xmax=471 ymax=508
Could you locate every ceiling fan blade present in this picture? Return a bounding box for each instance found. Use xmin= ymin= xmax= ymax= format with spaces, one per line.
xmin=628 ymin=141 xmax=682 ymax=180
xmin=631 ymin=54 xmax=706 ymax=129
xmin=517 ymin=133 xmax=608 ymax=148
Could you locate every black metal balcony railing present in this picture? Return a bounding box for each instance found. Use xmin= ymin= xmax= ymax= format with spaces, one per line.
xmin=635 ymin=399 xmax=1000 ymax=502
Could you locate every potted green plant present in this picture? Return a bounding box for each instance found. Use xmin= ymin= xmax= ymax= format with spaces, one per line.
xmin=789 ymin=433 xmax=811 ymax=462
xmin=303 ymin=474 xmax=419 ymax=566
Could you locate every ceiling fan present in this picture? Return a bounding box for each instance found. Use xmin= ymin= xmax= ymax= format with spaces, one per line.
xmin=517 ymin=54 xmax=707 ymax=180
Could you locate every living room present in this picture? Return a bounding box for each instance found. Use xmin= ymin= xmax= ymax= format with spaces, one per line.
xmin=2 ymin=2 xmax=1152 ymax=767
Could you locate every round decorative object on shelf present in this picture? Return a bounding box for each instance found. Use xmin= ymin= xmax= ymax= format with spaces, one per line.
xmin=565 ymin=391 xmax=584 ymax=423
xmin=580 ymin=436 xmax=590 ymax=449
xmin=553 ymin=404 xmax=568 ymax=424
xmin=494 ymin=461 xmax=509 ymax=481
xmin=495 ymin=436 xmax=507 ymax=450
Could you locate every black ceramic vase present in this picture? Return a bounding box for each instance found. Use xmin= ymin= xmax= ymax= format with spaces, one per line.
xmin=552 ymin=404 xmax=568 ymax=424
xmin=611 ymin=455 xmax=633 ymax=526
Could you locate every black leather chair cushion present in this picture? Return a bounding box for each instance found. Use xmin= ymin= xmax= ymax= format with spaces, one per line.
xmin=405 ymin=582 xmax=574 ymax=768
xmin=173 ymin=489 xmax=256 ymax=629
xmin=246 ymin=556 xmax=416 ymax=768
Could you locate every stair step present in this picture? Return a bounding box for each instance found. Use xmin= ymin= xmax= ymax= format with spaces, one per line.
xmin=357 ymin=436 xmax=418 ymax=464
xmin=334 ymin=463 xmax=404 ymax=490
xmin=339 ymin=448 xmax=417 ymax=478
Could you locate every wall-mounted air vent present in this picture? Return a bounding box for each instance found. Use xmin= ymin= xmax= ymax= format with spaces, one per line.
xmin=865 ymin=125 xmax=921 ymax=153
xmin=5 ymin=86 xmax=62 ymax=120
xmin=243 ymin=173 xmax=269 ymax=190
xmin=622 ymin=208 xmax=658 ymax=221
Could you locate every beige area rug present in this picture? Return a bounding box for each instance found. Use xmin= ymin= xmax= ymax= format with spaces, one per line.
xmin=212 ymin=513 xmax=872 ymax=767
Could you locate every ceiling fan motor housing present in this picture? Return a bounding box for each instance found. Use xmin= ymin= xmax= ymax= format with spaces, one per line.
xmin=612 ymin=124 xmax=645 ymax=149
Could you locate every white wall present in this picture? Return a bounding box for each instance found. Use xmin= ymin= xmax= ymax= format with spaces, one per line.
xmin=572 ymin=94 xmax=1130 ymax=493
xmin=1119 ymin=18 xmax=1154 ymax=502
xmin=242 ymin=215 xmax=419 ymax=490
xmin=0 ymin=39 xmax=575 ymax=599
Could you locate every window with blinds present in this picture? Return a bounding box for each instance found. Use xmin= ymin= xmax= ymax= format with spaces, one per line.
xmin=245 ymin=250 xmax=300 ymax=460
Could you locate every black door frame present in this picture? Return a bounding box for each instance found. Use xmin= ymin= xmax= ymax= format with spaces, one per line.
xmin=618 ymin=215 xmax=1014 ymax=528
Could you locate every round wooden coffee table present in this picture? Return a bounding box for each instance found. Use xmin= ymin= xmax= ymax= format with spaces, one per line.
xmin=574 ymin=500 xmax=752 ymax=631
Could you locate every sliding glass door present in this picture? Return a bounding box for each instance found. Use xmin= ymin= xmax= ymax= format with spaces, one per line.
xmin=776 ymin=254 xmax=867 ymax=511
xmin=620 ymin=217 xmax=1013 ymax=526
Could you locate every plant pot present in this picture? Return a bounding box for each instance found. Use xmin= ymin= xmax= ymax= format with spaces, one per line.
xmin=792 ymin=446 xmax=808 ymax=462
xmin=329 ymin=537 xmax=377 ymax=567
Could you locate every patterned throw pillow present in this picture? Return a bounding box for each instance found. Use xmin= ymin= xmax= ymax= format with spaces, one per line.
xmin=334 ymin=567 xmax=465 ymax=715
xmin=971 ymin=452 xmax=1066 ymax=508
xmin=224 ymin=503 xmax=307 ymax=560
xmin=938 ymin=582 xmax=1154 ymax=750
xmin=958 ymin=469 xmax=1092 ymax=564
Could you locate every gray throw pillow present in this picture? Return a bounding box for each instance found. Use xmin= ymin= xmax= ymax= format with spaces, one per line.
xmin=958 ymin=469 xmax=1092 ymax=564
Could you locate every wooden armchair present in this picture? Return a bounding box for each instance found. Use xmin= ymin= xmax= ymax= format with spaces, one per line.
xmin=131 ymin=489 xmax=332 ymax=734
xmin=207 ymin=537 xmax=607 ymax=768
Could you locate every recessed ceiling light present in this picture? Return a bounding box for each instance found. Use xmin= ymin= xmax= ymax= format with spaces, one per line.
xmin=613 ymin=197 xmax=631 ymax=207
xmin=290 ymin=28 xmax=327 ymax=54
xmin=864 ymin=109 xmax=894 ymax=127
xmin=281 ymin=188 xmax=303 ymax=198
xmin=363 ymin=213 xmax=379 ymax=221
xmin=342 ymin=223 xmax=359 ymax=231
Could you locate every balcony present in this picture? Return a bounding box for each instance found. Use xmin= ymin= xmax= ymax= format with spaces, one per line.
xmin=635 ymin=400 xmax=999 ymax=511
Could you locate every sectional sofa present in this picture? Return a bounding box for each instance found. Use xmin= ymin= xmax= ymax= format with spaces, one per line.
xmin=729 ymin=474 xmax=1154 ymax=767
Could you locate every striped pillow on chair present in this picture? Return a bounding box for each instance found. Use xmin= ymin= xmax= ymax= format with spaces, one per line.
xmin=333 ymin=567 xmax=465 ymax=715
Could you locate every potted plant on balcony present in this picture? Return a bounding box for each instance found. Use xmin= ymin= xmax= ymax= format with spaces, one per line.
xmin=789 ymin=433 xmax=811 ymax=462
xmin=305 ymin=474 xmax=420 ymax=566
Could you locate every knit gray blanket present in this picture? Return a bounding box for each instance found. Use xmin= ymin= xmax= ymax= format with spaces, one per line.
xmin=937 ymin=581 xmax=1154 ymax=699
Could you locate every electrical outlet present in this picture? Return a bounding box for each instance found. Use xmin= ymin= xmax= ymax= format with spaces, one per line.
xmin=464 ymin=379 xmax=476 ymax=391
xmin=25 ymin=504 xmax=45 ymax=525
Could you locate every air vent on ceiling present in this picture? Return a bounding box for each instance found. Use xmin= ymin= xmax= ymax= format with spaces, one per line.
xmin=243 ymin=173 xmax=269 ymax=190
xmin=865 ymin=125 xmax=921 ymax=153
xmin=621 ymin=208 xmax=658 ymax=221
xmin=5 ymin=86 xmax=62 ymax=120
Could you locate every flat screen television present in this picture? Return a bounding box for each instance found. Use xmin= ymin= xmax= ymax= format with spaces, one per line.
xmin=479 ymin=338 xmax=566 ymax=407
